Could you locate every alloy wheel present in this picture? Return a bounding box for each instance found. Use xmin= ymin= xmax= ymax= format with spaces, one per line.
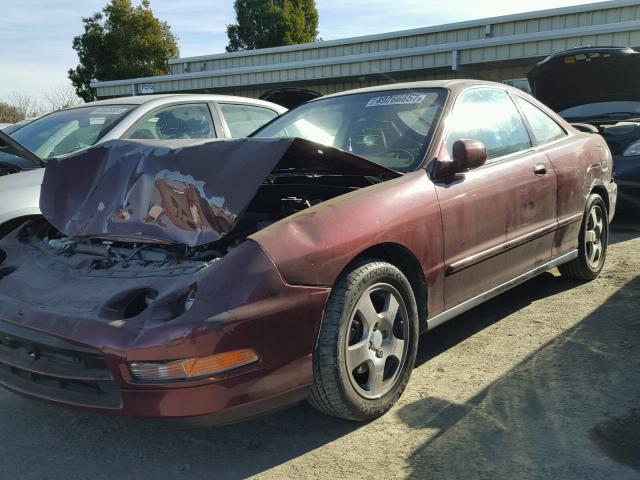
xmin=345 ymin=283 xmax=409 ymax=399
xmin=585 ymin=203 xmax=606 ymax=270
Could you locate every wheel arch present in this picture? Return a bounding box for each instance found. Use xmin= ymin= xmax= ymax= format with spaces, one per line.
xmin=345 ymin=242 xmax=428 ymax=333
xmin=590 ymin=184 xmax=610 ymax=214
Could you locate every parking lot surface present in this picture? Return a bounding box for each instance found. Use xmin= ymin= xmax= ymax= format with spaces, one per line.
xmin=1 ymin=216 xmax=638 ymax=480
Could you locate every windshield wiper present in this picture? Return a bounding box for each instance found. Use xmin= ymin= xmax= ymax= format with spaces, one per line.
xmin=271 ymin=167 xmax=347 ymax=176
xmin=568 ymin=112 xmax=640 ymax=120
xmin=267 ymin=167 xmax=387 ymax=185
xmin=0 ymin=161 xmax=23 ymax=174
xmin=600 ymin=111 xmax=640 ymax=116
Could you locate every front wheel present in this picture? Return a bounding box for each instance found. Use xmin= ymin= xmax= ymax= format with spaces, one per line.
xmin=559 ymin=194 xmax=609 ymax=281
xmin=308 ymin=260 xmax=419 ymax=421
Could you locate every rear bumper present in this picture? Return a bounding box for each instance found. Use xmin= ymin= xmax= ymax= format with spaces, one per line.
xmin=613 ymin=154 xmax=640 ymax=207
xmin=607 ymin=179 xmax=617 ymax=222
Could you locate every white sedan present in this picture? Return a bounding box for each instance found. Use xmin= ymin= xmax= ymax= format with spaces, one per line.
xmin=0 ymin=94 xmax=286 ymax=235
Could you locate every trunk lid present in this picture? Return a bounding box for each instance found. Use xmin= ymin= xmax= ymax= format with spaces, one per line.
xmin=527 ymin=47 xmax=640 ymax=113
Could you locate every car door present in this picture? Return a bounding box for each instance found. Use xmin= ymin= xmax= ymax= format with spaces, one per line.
xmin=123 ymin=103 xmax=217 ymax=140
xmin=511 ymin=95 xmax=579 ymax=258
xmin=216 ymin=103 xmax=280 ymax=138
xmin=434 ymin=87 xmax=558 ymax=308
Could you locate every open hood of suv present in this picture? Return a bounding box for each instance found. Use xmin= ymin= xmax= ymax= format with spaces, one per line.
xmin=527 ymin=47 xmax=640 ymax=113
xmin=40 ymin=137 xmax=399 ymax=246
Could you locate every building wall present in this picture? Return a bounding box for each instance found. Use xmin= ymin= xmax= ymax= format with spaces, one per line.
xmin=168 ymin=2 xmax=640 ymax=76
xmin=93 ymin=1 xmax=640 ymax=99
xmin=217 ymin=65 xmax=534 ymax=99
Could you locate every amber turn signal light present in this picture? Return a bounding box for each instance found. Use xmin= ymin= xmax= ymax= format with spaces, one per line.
xmin=128 ymin=349 xmax=259 ymax=382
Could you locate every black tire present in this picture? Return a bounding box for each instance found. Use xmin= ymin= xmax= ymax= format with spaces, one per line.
xmin=559 ymin=193 xmax=609 ymax=281
xmin=308 ymin=259 xmax=419 ymax=421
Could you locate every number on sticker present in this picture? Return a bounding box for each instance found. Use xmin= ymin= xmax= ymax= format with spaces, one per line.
xmin=90 ymin=107 xmax=129 ymax=115
xmin=366 ymin=94 xmax=427 ymax=107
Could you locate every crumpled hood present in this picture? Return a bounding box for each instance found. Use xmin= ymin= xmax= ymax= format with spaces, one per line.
xmin=528 ymin=47 xmax=640 ymax=113
xmin=40 ymin=137 xmax=399 ymax=246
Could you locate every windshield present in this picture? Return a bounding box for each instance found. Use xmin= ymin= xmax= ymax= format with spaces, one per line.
xmin=253 ymin=88 xmax=446 ymax=172
xmin=559 ymin=101 xmax=640 ymax=120
xmin=10 ymin=105 xmax=135 ymax=159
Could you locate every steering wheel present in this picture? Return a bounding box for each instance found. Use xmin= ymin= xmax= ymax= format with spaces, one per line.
xmin=384 ymin=147 xmax=417 ymax=165
xmin=350 ymin=119 xmax=390 ymax=157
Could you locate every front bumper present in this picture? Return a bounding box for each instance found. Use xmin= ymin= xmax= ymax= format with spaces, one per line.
xmin=0 ymin=317 xmax=316 ymax=420
xmin=0 ymin=232 xmax=331 ymax=420
xmin=0 ymin=283 xmax=328 ymax=420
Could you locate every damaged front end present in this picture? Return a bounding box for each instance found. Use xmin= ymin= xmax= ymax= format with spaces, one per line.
xmin=0 ymin=137 xmax=397 ymax=417
xmin=31 ymin=137 xmax=396 ymax=277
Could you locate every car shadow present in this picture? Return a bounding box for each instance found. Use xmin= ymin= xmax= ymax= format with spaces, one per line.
xmin=415 ymin=271 xmax=581 ymax=369
xmin=0 ymin=387 xmax=362 ymax=480
xmin=398 ymin=274 xmax=640 ymax=479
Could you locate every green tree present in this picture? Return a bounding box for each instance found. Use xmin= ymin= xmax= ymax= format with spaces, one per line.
xmin=226 ymin=0 xmax=319 ymax=52
xmin=68 ymin=0 xmax=179 ymax=102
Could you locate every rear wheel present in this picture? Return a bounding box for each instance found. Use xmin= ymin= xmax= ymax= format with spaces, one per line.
xmin=308 ymin=260 xmax=419 ymax=421
xmin=559 ymin=194 xmax=609 ymax=281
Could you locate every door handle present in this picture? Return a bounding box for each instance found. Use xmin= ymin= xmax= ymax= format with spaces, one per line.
xmin=533 ymin=164 xmax=547 ymax=176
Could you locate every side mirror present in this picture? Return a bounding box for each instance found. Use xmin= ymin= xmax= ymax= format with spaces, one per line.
xmin=452 ymin=139 xmax=487 ymax=173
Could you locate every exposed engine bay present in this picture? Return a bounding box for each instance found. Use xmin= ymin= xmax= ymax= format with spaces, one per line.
xmin=19 ymin=137 xmax=396 ymax=277
xmin=22 ymin=176 xmax=368 ymax=277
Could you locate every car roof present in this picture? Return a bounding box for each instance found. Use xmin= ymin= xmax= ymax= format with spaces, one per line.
xmin=318 ymin=79 xmax=508 ymax=100
xmin=65 ymin=94 xmax=287 ymax=112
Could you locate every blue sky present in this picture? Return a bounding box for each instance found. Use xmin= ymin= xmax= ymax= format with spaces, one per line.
xmin=0 ymin=0 xmax=598 ymax=99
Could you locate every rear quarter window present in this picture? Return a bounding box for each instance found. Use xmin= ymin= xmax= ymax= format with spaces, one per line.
xmin=219 ymin=104 xmax=279 ymax=138
xmin=515 ymin=97 xmax=566 ymax=145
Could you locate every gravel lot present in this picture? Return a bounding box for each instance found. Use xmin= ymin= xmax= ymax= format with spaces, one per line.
xmin=1 ymin=214 xmax=638 ymax=480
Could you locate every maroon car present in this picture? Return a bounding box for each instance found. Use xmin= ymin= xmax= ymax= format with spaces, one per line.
xmin=0 ymin=80 xmax=616 ymax=422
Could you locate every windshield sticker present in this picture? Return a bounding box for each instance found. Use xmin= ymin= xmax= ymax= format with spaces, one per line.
xmin=90 ymin=107 xmax=129 ymax=115
xmin=366 ymin=94 xmax=427 ymax=108
xmin=90 ymin=117 xmax=106 ymax=125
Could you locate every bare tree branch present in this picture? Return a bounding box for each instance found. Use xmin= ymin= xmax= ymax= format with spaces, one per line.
xmin=7 ymin=91 xmax=43 ymax=119
xmin=43 ymin=85 xmax=83 ymax=111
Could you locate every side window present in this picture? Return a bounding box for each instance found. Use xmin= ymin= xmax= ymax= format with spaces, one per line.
xmin=125 ymin=104 xmax=215 ymax=140
xmin=514 ymin=97 xmax=566 ymax=145
xmin=446 ymin=88 xmax=531 ymax=160
xmin=219 ymin=104 xmax=279 ymax=138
